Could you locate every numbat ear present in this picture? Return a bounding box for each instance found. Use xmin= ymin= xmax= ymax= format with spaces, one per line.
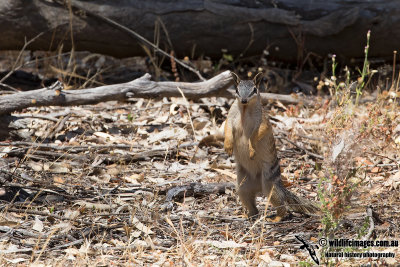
xmin=253 ymin=72 xmax=264 ymax=87
xmin=230 ymin=72 xmax=240 ymax=86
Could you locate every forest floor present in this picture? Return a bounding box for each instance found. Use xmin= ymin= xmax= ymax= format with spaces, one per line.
xmin=0 ymin=50 xmax=399 ymax=266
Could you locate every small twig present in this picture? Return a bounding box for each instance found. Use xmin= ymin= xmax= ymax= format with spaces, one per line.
xmin=1 ymin=142 xmax=198 ymax=164
xmin=177 ymin=86 xmax=197 ymax=141
xmin=13 ymin=114 xmax=59 ymax=122
xmin=6 ymin=145 xmax=189 ymax=163
xmin=98 ymin=245 xmax=170 ymax=252
xmin=390 ymin=50 xmax=397 ymax=91
xmin=0 ymin=247 xmax=34 ymax=254
xmin=49 ymin=65 xmax=105 ymax=86
xmin=277 ymin=135 xmax=324 ymax=160
xmin=0 ymin=142 xmax=141 ymax=151
xmin=0 ymin=82 xmax=19 ymax=92
xmin=363 ymin=206 xmax=375 ymax=240
xmin=21 ymin=149 xmax=85 ymax=161
xmin=4 ymin=184 xmax=72 ymax=199
xmin=5 ymin=208 xmax=66 ymax=221
xmin=32 ymin=229 xmax=57 ymax=263
xmin=0 ymin=51 xmax=72 ymax=91
xmin=365 ymin=164 xmax=399 ymax=168
xmin=297 ymin=134 xmax=325 ymax=142
xmin=0 ymin=32 xmax=45 ymax=84
xmin=80 ymin=212 xmax=133 ymax=217
xmin=364 ymin=151 xmax=399 ymax=164
xmin=46 ymin=113 xmax=71 ymax=139
xmin=0 ymin=225 xmax=39 ymax=238
xmin=232 ymin=22 xmax=254 ymax=64
xmin=49 ymin=239 xmax=84 ymax=251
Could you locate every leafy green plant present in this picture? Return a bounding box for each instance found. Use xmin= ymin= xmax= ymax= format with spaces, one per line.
xmin=298 ymin=259 xmax=314 ymax=267
xmin=127 ymin=113 xmax=134 ymax=122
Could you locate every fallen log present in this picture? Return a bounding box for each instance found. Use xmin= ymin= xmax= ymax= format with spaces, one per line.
xmin=2 ymin=0 xmax=400 ymax=62
xmin=0 ymin=71 xmax=232 ymax=115
xmin=0 ymin=71 xmax=315 ymax=116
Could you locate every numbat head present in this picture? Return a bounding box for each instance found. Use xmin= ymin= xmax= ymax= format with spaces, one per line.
xmin=230 ymin=72 xmax=263 ymax=105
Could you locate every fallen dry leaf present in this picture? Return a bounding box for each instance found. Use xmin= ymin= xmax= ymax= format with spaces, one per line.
xmin=32 ymin=216 xmax=44 ymax=232
xmin=132 ymin=216 xmax=154 ymax=235
xmin=53 ymin=176 xmax=65 ymax=184
xmin=371 ymin=166 xmax=380 ymax=173
xmin=384 ymin=171 xmax=400 ymax=190
xmin=194 ymin=240 xmax=247 ymax=249
xmin=211 ymin=168 xmax=236 ymax=180
xmin=148 ymin=128 xmax=188 ymax=143
xmin=74 ymin=201 xmax=116 ymax=211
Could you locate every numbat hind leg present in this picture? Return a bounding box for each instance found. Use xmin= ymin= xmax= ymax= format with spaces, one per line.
xmin=237 ymin=164 xmax=261 ymax=218
xmin=268 ymin=203 xmax=287 ymax=223
xmin=264 ymin=182 xmax=288 ymax=222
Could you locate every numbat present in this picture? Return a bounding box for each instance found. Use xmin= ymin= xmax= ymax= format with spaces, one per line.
xmin=224 ymin=72 xmax=318 ymax=221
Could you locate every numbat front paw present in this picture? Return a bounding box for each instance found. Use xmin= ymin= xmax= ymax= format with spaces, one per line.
xmin=267 ymin=215 xmax=283 ymax=223
xmin=224 ymin=143 xmax=233 ymax=156
xmin=249 ymin=146 xmax=256 ymax=159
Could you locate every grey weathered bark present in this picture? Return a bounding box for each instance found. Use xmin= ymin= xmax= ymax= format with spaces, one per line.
xmin=0 ymin=70 xmax=314 ymax=116
xmin=0 ymin=0 xmax=399 ymax=63
xmin=0 ymin=71 xmax=232 ymax=116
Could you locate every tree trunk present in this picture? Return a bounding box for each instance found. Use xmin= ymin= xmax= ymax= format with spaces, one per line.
xmin=0 ymin=0 xmax=399 ymax=63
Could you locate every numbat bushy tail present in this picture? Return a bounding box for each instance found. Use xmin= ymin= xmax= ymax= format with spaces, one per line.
xmin=224 ymin=72 xmax=318 ymax=221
